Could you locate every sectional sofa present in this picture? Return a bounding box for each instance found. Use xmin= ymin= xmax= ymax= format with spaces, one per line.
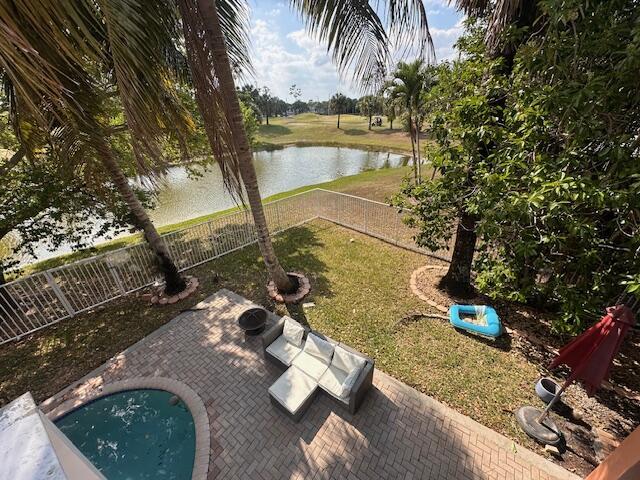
xmin=262 ymin=316 xmax=374 ymax=421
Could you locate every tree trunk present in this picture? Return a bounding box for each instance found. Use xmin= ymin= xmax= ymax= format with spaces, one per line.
xmin=190 ymin=0 xmax=294 ymax=293
xmin=390 ymin=119 xmax=393 ymax=130
xmin=94 ymin=136 xmax=187 ymax=295
xmin=266 ymin=114 xmax=269 ymax=125
xmin=439 ymin=211 xmax=478 ymax=296
xmin=415 ymin=118 xmax=422 ymax=182
xmin=409 ymin=117 xmax=417 ymax=182
xmin=0 ymin=263 xmax=17 ymax=314
xmin=368 ymin=114 xmax=372 ymax=130
xmin=337 ymin=112 xmax=341 ymax=129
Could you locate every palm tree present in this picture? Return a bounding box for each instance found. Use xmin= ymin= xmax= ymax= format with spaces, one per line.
xmin=357 ymin=95 xmax=382 ymax=130
xmin=0 ymin=1 xmax=193 ymax=295
xmin=384 ymin=97 xmax=401 ymax=130
xmin=0 ymin=0 xmax=434 ymax=296
xmin=385 ymin=60 xmax=435 ymax=182
xmin=329 ymin=93 xmax=348 ymax=129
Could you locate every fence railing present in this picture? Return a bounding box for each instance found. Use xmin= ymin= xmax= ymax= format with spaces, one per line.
xmin=0 ymin=189 xmax=448 ymax=345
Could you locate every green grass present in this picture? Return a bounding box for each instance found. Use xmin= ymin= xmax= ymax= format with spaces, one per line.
xmin=256 ymin=113 xmax=421 ymax=154
xmin=17 ymin=166 xmax=411 ymax=277
xmin=0 ymin=220 xmax=541 ymax=448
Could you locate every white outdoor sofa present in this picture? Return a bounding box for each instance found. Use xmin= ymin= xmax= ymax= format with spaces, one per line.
xmin=262 ymin=316 xmax=374 ymax=421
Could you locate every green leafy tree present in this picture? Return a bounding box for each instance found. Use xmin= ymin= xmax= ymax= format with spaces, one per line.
xmin=329 ymin=93 xmax=348 ymax=128
xmin=396 ymin=1 xmax=640 ymax=331
xmin=1 ymin=0 xmax=434 ymax=296
xmin=385 ymin=60 xmax=435 ymax=182
xmin=357 ymin=95 xmax=383 ymax=130
xmin=384 ymin=96 xmax=400 ymax=130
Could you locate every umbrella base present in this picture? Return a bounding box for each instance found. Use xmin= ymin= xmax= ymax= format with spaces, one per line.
xmin=516 ymin=406 xmax=563 ymax=447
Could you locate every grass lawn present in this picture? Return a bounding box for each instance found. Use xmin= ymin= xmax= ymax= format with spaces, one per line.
xmin=0 ymin=219 xmax=541 ymax=448
xmin=17 ymin=165 xmax=411 ymax=276
xmin=256 ymin=113 xmax=420 ymax=154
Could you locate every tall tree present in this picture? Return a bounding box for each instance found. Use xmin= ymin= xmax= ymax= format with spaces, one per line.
xmin=329 ymin=93 xmax=348 ymax=129
xmin=1 ymin=0 xmax=434 ymax=297
xmin=385 ymin=60 xmax=435 ymax=182
xmin=357 ymin=95 xmax=382 ymax=130
xmin=431 ymin=0 xmax=539 ymax=294
xmin=0 ymin=1 xmax=194 ymax=295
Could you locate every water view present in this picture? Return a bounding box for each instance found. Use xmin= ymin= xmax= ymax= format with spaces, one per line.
xmin=148 ymin=145 xmax=408 ymax=227
xmin=27 ymin=146 xmax=407 ymax=262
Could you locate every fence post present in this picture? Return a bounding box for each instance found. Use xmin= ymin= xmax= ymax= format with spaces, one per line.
xmin=108 ymin=264 xmax=127 ymax=295
xmin=274 ymin=201 xmax=282 ymax=233
xmin=363 ymin=201 xmax=368 ymax=234
xmin=44 ymin=272 xmax=75 ymax=317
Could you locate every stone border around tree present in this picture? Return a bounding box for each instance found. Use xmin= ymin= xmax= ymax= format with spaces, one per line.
xmin=151 ymin=275 xmax=199 ymax=305
xmin=409 ymin=265 xmax=450 ymax=313
xmin=267 ymin=272 xmax=311 ymax=304
xmin=46 ymin=376 xmax=210 ymax=480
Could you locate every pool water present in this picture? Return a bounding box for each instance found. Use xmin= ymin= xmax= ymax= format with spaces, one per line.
xmin=55 ymin=389 xmax=195 ymax=479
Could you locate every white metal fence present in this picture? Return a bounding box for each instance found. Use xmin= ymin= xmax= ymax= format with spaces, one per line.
xmin=0 ymin=189 xmax=450 ymax=345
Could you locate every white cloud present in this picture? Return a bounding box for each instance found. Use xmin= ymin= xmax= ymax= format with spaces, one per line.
xmin=249 ymin=20 xmax=349 ymax=99
xmin=246 ymin=11 xmax=465 ymax=99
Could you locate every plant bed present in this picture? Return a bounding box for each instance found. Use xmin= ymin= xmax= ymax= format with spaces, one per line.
xmin=150 ymin=275 xmax=199 ymax=305
xmin=266 ymin=272 xmax=311 ymax=304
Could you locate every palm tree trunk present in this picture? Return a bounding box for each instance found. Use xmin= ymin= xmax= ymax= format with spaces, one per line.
xmin=415 ymin=118 xmax=421 ymax=182
xmin=190 ymin=0 xmax=294 ymax=293
xmin=409 ymin=117 xmax=417 ymax=182
xmin=337 ymin=112 xmax=341 ymax=129
xmin=368 ymin=114 xmax=372 ymax=130
xmin=94 ymin=136 xmax=187 ymax=295
xmin=439 ymin=210 xmax=478 ymax=296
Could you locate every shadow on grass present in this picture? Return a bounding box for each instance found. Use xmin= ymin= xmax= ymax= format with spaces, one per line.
xmin=258 ymin=124 xmax=292 ymax=137
xmin=342 ymin=128 xmax=367 ymax=136
xmin=453 ymin=326 xmax=513 ymax=352
xmin=0 ymin=224 xmax=331 ymax=408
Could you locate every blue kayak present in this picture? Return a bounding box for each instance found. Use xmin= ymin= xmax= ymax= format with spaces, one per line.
xmin=449 ymin=305 xmax=502 ymax=338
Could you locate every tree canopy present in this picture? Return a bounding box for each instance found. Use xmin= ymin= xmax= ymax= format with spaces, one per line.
xmin=395 ymin=2 xmax=640 ymax=332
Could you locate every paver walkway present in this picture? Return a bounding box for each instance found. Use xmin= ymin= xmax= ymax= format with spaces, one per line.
xmin=42 ymin=290 xmax=580 ymax=480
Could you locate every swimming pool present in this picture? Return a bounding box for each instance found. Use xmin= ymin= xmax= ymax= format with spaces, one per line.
xmin=55 ymin=389 xmax=195 ymax=479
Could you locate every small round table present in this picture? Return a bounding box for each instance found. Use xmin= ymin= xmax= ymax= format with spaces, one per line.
xmin=238 ymin=308 xmax=268 ymax=335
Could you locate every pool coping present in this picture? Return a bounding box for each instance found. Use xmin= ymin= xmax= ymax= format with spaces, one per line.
xmin=46 ymin=377 xmax=210 ymax=480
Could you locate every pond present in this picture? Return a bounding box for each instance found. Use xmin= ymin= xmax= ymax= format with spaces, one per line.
xmin=25 ymin=146 xmax=408 ymax=262
xmin=146 ymin=145 xmax=408 ymax=227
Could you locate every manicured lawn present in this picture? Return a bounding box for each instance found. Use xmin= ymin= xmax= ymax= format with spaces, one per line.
xmin=17 ymin=166 xmax=411 ymax=276
xmin=256 ymin=113 xmax=421 ymax=154
xmin=0 ymin=219 xmax=540 ymax=447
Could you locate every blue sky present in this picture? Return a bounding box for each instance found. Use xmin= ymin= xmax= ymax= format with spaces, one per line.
xmin=244 ymin=0 xmax=464 ymax=100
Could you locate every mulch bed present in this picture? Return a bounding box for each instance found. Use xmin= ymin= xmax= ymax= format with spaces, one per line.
xmin=411 ymin=262 xmax=640 ymax=477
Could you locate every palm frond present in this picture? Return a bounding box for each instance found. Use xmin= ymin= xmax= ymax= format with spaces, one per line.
xmin=217 ymin=0 xmax=253 ymax=79
xmin=177 ymin=0 xmax=244 ymax=200
xmin=452 ymin=0 xmax=527 ymax=54
xmin=98 ymin=0 xmax=195 ymax=175
xmin=0 ymin=1 xmax=103 ymax=126
xmin=289 ymin=0 xmax=391 ymax=90
xmin=289 ymin=0 xmax=433 ymax=91
xmin=385 ymin=0 xmax=435 ymax=62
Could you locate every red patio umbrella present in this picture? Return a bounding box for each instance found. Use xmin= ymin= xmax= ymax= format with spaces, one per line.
xmin=547 ymin=304 xmax=636 ymax=397
xmin=517 ymin=303 xmax=637 ymax=446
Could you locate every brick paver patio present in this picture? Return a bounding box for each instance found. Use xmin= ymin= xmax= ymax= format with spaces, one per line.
xmin=42 ymin=290 xmax=579 ymax=480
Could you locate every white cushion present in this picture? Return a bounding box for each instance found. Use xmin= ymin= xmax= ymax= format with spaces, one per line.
xmin=318 ymin=365 xmax=350 ymax=400
xmin=341 ymin=367 xmax=362 ymax=394
xmin=266 ymin=336 xmax=302 ymax=366
xmin=303 ymin=333 xmax=334 ymax=364
xmin=269 ymin=367 xmax=317 ymax=414
xmin=291 ymin=351 xmax=330 ymax=381
xmin=282 ymin=316 xmax=305 ymax=347
xmin=331 ymin=346 xmax=366 ymax=375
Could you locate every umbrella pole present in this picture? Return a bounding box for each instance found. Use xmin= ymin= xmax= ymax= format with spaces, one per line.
xmin=537 ymin=379 xmax=572 ymax=423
